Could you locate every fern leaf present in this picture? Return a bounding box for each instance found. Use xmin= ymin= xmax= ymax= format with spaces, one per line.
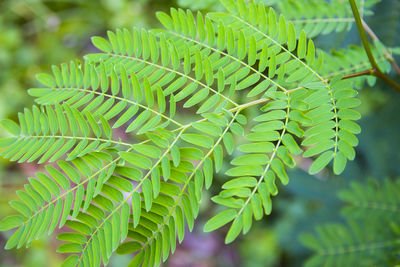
xmin=302 ymin=177 xmax=400 ymax=267
xmin=58 ymin=110 xmax=241 ymax=266
xmin=2 ymin=152 xmax=117 ymax=249
xmin=200 ymin=0 xmax=360 ymax=241
xmin=317 ymin=43 xmax=392 ymax=89
xmin=300 ymin=220 xmax=400 ymax=267
xmin=338 ymin=178 xmax=400 ymax=221
xmin=274 ymin=0 xmax=380 ymax=37
xmin=213 ymin=90 xmax=308 ymax=243
xmin=29 ymin=60 xmax=185 ymax=133
xmin=0 ymin=104 xmax=120 ymax=163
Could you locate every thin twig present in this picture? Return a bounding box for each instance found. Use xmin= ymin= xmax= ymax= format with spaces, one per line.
xmin=349 ymin=0 xmax=400 ymax=93
xmin=340 ymin=69 xmax=376 ymax=80
xmin=362 ymin=19 xmax=400 ymax=76
xmin=325 ymin=69 xmax=375 ymax=83
xmin=349 ymin=0 xmax=378 ymax=69
xmin=287 ymin=69 xmax=376 ymax=94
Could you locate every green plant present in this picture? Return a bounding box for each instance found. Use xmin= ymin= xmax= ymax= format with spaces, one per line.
xmin=0 ymin=0 xmax=399 ymax=266
xmin=300 ymin=178 xmax=400 ymax=266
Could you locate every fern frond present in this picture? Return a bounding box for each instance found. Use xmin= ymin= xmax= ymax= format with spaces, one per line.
xmin=29 ymin=60 xmax=185 ymax=132
xmin=57 ymin=110 xmax=243 ymax=266
xmin=338 ymin=178 xmax=400 ymax=221
xmin=0 ymin=104 xmax=121 ymax=164
xmin=120 ymin=111 xmax=242 ymax=266
xmin=317 ymin=44 xmax=392 ymax=89
xmin=202 ymin=0 xmax=360 ymax=239
xmin=68 ymin=127 xmax=188 ymax=266
xmin=1 ymin=151 xmax=117 ymax=250
xmin=207 ymin=90 xmax=308 ymax=243
xmin=274 ymin=0 xmax=380 ymax=37
xmin=301 ymin=178 xmax=400 ymax=267
xmin=300 ymin=219 xmax=400 ymax=267
xmin=301 ymin=77 xmax=361 ymax=175
xmin=210 ymin=0 xmax=323 ymax=82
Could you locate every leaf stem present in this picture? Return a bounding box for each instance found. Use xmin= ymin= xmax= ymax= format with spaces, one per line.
xmin=349 ymin=0 xmax=378 ymax=69
xmin=361 ymin=19 xmax=400 ymax=76
xmin=336 ymin=68 xmax=376 ymax=81
xmin=138 ymin=110 xmax=241 ymax=253
xmin=287 ymin=69 xmax=376 ymax=94
xmin=319 ymin=239 xmax=400 ymax=256
xmin=349 ymin=0 xmax=400 ymax=93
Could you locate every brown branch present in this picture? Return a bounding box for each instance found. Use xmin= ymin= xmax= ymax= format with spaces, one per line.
xmin=323 ymin=69 xmax=375 ymax=83
xmin=341 ymin=69 xmax=376 ymax=80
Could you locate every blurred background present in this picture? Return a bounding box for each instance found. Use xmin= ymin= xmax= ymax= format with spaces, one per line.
xmin=0 ymin=0 xmax=399 ymax=266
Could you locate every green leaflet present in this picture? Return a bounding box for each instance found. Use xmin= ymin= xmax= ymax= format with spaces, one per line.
xmin=120 ymin=152 xmax=153 ymax=169
xmin=36 ymin=73 xmax=57 ymax=88
xmin=333 ymin=151 xmax=347 ymax=175
xmin=116 ymin=241 xmax=142 ymax=255
xmin=226 ymin=165 xmax=264 ymax=176
xmin=222 ymin=177 xmax=258 ymax=189
xmin=132 ymin=192 xmax=141 ymax=228
xmin=61 ymin=255 xmax=79 ymax=267
xmin=225 ymin=215 xmax=242 ymax=244
xmin=0 ymin=215 xmax=24 ymax=231
xmin=1 ymin=119 xmax=20 ymax=136
xmin=91 ymin=37 xmax=112 ymax=53
xmin=181 ymin=134 xmax=214 ymax=148
xmin=203 ymin=209 xmax=237 ymax=232
xmin=204 ymin=157 xmax=213 ymax=189
xmin=309 ymin=150 xmax=334 ymax=174
xmin=142 ymin=179 xmax=153 ymax=211
xmin=132 ymin=144 xmax=162 ymax=159
xmin=231 ymin=154 xmax=269 ymax=166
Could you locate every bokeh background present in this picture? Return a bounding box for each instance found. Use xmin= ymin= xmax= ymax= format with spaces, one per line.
xmin=0 ymin=0 xmax=400 ymax=266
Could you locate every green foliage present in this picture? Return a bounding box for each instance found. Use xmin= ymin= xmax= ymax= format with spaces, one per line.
xmin=318 ymin=42 xmax=392 ymax=88
xmin=301 ymin=178 xmax=400 ymax=266
xmin=339 ymin=178 xmax=400 ymax=222
xmin=275 ymin=0 xmax=380 ymax=37
xmin=0 ymin=0 xmax=396 ymax=266
xmin=0 ymin=104 xmax=117 ymax=163
xmin=0 ymin=0 xmax=167 ymax=119
xmin=177 ymin=0 xmax=224 ymax=11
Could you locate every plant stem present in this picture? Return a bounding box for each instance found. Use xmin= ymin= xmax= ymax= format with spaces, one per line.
xmin=287 ymin=69 xmax=376 ymax=94
xmin=349 ymin=0 xmax=400 ymax=93
xmin=349 ymin=0 xmax=378 ymax=68
xmin=341 ymin=69 xmax=376 ymax=80
xmin=322 ymin=69 xmax=375 ymax=84
xmin=362 ymin=19 xmax=400 ymax=76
